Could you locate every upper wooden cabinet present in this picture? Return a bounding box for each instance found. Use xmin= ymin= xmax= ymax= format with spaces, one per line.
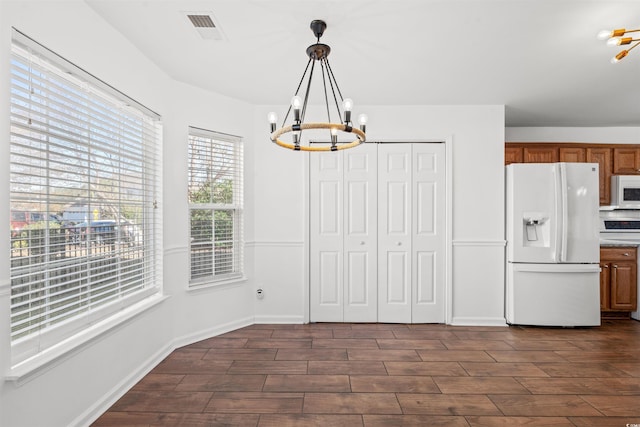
xmin=523 ymin=146 xmax=558 ymax=163
xmin=613 ymin=148 xmax=640 ymax=174
xmin=504 ymin=142 xmax=640 ymax=206
xmin=586 ymin=147 xmax=612 ymax=206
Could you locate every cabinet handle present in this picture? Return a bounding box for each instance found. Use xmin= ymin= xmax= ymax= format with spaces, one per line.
xmin=613 ymin=264 xmax=618 ymax=269
xmin=603 ymin=265 xmax=609 ymax=268
xmin=623 ymin=253 xmax=630 ymax=256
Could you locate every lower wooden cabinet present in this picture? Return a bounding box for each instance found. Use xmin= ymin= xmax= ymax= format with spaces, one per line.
xmin=600 ymin=246 xmax=638 ymax=314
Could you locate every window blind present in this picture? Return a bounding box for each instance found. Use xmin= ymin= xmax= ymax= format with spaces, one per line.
xmin=9 ymin=30 xmax=162 ymax=365
xmin=188 ymin=127 xmax=243 ymax=284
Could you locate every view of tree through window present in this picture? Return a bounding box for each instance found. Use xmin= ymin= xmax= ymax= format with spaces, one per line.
xmin=9 ymin=31 xmax=161 ymax=364
xmin=188 ymin=127 xmax=243 ymax=283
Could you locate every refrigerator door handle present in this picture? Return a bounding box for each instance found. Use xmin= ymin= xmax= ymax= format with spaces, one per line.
xmin=558 ymin=163 xmax=569 ymax=263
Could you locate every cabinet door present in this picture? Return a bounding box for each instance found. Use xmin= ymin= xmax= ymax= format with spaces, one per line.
xmin=505 ymin=146 xmax=523 ymax=165
xmin=599 ymin=263 xmax=610 ymax=310
xmin=613 ymin=148 xmax=640 ymax=174
xmin=559 ymin=147 xmax=586 ymax=162
xmin=610 ymin=262 xmax=637 ymax=311
xmin=586 ymin=148 xmax=612 ymax=205
xmin=523 ymin=146 xmax=558 ymax=163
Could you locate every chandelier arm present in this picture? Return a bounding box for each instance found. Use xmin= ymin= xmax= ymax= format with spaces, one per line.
xmin=628 ymin=40 xmax=640 ymax=53
xmin=319 ymin=59 xmax=332 ymax=124
xmin=283 ymin=57 xmax=314 ymax=126
xmin=324 ymin=58 xmax=344 ymax=124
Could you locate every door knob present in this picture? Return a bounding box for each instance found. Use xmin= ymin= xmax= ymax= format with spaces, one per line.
xmin=397 ymin=242 xmax=402 ymax=246
xmin=360 ymin=241 xmax=365 ymax=245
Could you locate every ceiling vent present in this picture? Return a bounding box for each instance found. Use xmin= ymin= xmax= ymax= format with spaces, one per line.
xmin=185 ymin=12 xmax=225 ymax=40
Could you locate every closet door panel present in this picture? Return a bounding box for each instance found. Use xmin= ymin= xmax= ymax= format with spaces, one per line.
xmin=412 ymin=144 xmax=446 ymax=323
xmin=378 ymin=144 xmax=412 ymax=323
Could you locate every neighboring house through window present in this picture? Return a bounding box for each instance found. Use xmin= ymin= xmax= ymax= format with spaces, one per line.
xmin=188 ymin=127 xmax=243 ymax=285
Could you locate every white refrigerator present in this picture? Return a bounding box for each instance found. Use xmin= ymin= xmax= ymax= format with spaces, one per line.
xmin=506 ymin=162 xmax=601 ymax=327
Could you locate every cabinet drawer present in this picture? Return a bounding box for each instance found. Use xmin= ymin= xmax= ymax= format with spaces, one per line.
xmin=601 ymin=246 xmax=637 ymax=261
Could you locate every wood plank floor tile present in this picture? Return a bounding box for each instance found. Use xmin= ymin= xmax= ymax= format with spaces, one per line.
xmin=384 ymin=361 xmax=467 ymax=376
xmin=554 ymin=350 xmax=640 ymax=363
xmin=174 ymin=374 xmax=266 ymax=392
xmin=451 ymin=331 xmax=519 ymax=341
xmin=517 ymin=377 xmax=640 ymax=395
xmin=163 ymin=347 xmax=209 ymax=360
xmin=202 ymin=348 xmax=277 ymax=360
xmin=503 ymin=340 xmax=582 ymax=351
xmin=485 ymin=350 xmax=568 ymax=363
xmin=332 ymin=328 xmax=396 ymax=339
xmin=303 ymin=392 xmax=402 ymax=414
xmin=187 ymin=337 xmax=248 ymax=348
xmin=108 ymin=390 xmax=213 ymax=413
xmin=488 ymin=395 xmax=603 ymax=416
xmin=363 ymin=414 xmax=470 ymax=426
xmin=460 ymin=362 xmax=549 ymax=377
xmin=92 ymin=412 xmax=260 ymax=426
xmin=312 ymin=338 xmax=380 ymax=348
xmin=568 ymin=416 xmax=640 ymax=426
xmin=350 ymin=375 xmax=440 ymax=393
xmin=258 ymin=414 xmax=364 ymax=427
xmin=347 ymin=348 xmax=421 ymax=361
xmin=396 ymin=393 xmax=502 ymax=416
xmin=417 ymin=350 xmax=495 ymax=362
xmin=376 ymin=339 xmax=447 ymax=350
xmin=151 ymin=359 xmax=232 ymax=375
xmin=580 ymin=395 xmax=640 ymax=416
xmin=442 ymin=340 xmax=515 ymax=351
xmin=263 ymin=374 xmax=351 ymax=392
xmin=227 ymin=360 xmax=308 ymax=375
xmin=610 ymin=362 xmax=640 ymax=377
xmin=131 ymin=373 xmax=185 ymax=391
xmin=535 ymin=362 xmax=631 ymax=378
xmin=204 ymin=391 xmax=303 ymax=414
xmin=391 ymin=330 xmax=459 ymax=340
xmin=308 ymin=361 xmax=387 ymax=375
xmin=465 ymin=416 xmax=575 ymax=426
xmin=433 ymin=376 xmax=530 ymax=394
xmin=275 ymin=348 xmax=348 ymax=361
xmin=270 ymin=329 xmax=334 ymax=339
xmin=245 ymin=338 xmax=312 ymax=349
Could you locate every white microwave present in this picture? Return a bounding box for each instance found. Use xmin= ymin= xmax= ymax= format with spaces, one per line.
xmin=611 ymin=175 xmax=640 ymax=208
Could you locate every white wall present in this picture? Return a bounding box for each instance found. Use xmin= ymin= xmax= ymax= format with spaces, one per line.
xmin=0 ymin=2 xmax=256 ymax=426
xmin=252 ymin=105 xmax=507 ymax=326
xmin=506 ymin=127 xmax=640 ymax=143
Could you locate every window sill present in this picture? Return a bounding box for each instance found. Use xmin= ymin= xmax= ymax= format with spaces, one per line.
xmin=5 ymin=293 xmax=168 ymax=385
xmin=188 ymin=275 xmax=247 ymax=292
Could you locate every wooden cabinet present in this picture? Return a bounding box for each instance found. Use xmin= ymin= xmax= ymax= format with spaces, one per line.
xmin=600 ymin=246 xmax=638 ymax=314
xmin=505 ymin=146 xmax=523 ymax=165
xmin=613 ymin=148 xmax=640 ymax=174
xmin=587 ymin=148 xmax=612 ymax=206
xmin=559 ymin=147 xmax=586 ymax=162
xmin=523 ymin=146 xmax=558 ymax=163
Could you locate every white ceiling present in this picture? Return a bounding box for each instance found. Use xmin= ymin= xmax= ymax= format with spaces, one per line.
xmin=85 ymin=0 xmax=640 ymax=127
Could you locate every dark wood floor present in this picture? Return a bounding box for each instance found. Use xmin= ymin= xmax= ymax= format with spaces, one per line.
xmin=92 ymin=319 xmax=640 ymax=426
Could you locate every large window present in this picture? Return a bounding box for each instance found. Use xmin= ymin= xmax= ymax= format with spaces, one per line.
xmin=188 ymin=127 xmax=243 ymax=285
xmin=9 ymin=30 xmax=162 ymax=365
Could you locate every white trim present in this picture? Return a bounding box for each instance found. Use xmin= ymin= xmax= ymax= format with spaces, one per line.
xmin=453 ymin=240 xmax=507 ymax=247
xmin=445 ymin=135 xmax=453 ymax=325
xmin=246 ymin=241 xmax=305 ymax=248
xmin=187 ymin=276 xmax=247 ymax=292
xmin=74 ymin=315 xmax=254 ymax=427
xmin=6 ymin=294 xmax=168 ymax=384
xmin=164 ymin=244 xmax=188 ymax=257
xmin=450 ymin=316 xmax=508 ymax=327
xmin=254 ymin=315 xmax=305 ymax=324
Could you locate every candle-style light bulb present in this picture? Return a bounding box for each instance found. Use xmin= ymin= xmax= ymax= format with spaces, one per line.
xmin=342 ymin=98 xmax=353 ymax=124
xmin=611 ymin=50 xmax=628 ymax=63
xmin=291 ymin=96 xmax=302 ymax=122
xmin=358 ymin=113 xmax=368 ymax=133
xmin=268 ymin=112 xmax=278 ymax=132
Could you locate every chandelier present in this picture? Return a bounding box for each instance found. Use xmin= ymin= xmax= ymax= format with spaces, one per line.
xmin=597 ymin=27 xmax=640 ymax=63
xmin=268 ymin=20 xmax=367 ymax=152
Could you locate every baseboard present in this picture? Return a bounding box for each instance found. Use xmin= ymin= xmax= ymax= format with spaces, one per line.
xmin=74 ymin=315 xmax=255 ymax=427
xmin=253 ymin=314 xmax=305 ymax=324
xmin=450 ymin=316 xmax=508 ymax=327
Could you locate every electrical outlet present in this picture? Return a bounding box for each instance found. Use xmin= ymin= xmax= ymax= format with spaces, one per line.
xmin=256 ymin=288 xmax=264 ymax=299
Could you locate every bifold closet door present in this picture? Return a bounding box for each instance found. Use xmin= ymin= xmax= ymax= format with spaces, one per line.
xmin=309 ymin=144 xmax=377 ymax=322
xmin=378 ymin=143 xmax=446 ymax=323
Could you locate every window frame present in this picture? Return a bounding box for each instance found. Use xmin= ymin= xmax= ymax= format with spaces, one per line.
xmin=8 ymin=28 xmax=163 ymax=368
xmin=188 ymin=126 xmax=244 ymax=286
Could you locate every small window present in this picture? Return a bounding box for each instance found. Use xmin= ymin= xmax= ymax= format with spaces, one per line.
xmin=188 ymin=127 xmax=243 ymax=285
